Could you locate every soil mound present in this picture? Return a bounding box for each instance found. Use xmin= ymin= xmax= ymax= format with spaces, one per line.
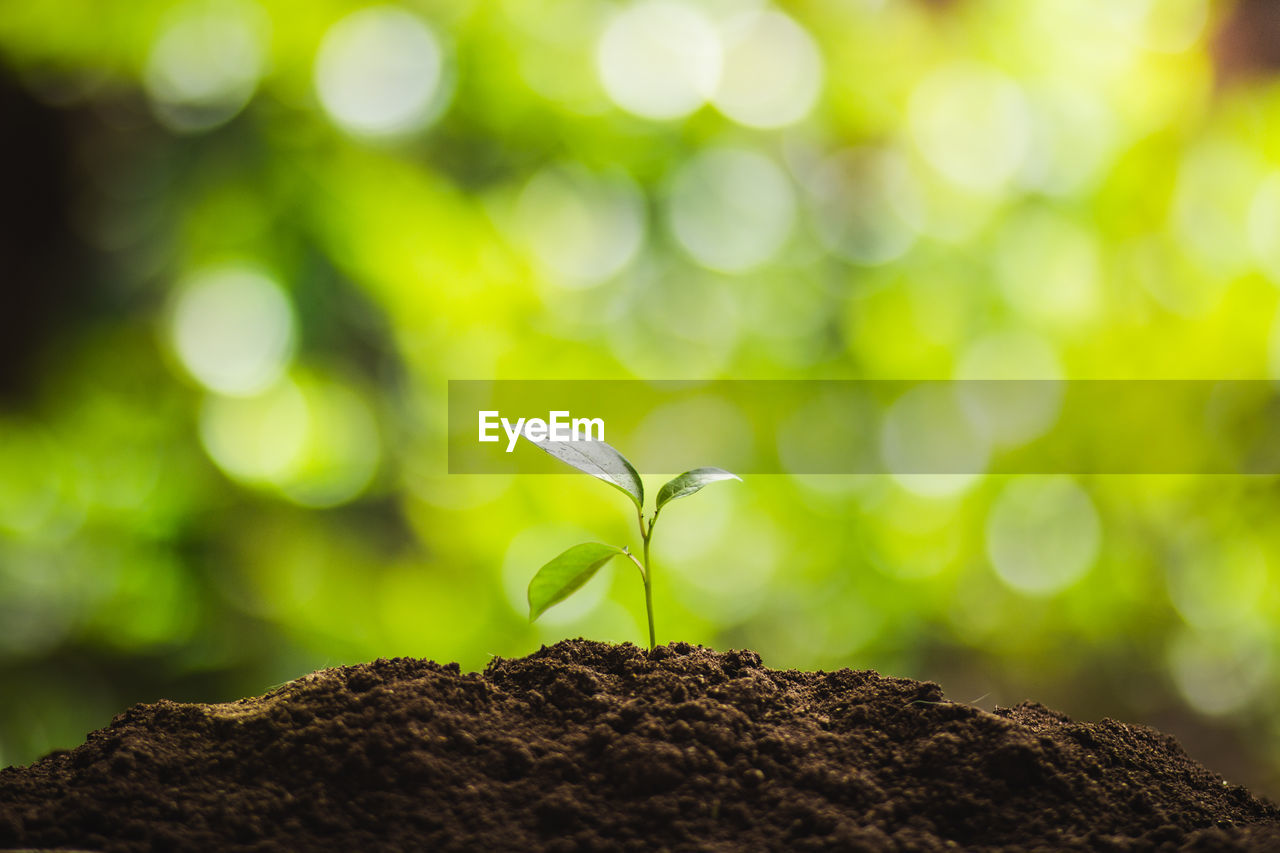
xmin=2 ymin=640 xmax=1278 ymax=851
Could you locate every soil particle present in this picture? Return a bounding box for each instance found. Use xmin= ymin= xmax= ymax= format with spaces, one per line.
xmin=1 ymin=640 xmax=1277 ymax=851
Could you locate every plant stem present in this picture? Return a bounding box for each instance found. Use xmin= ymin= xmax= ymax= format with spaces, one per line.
xmin=636 ymin=507 xmax=657 ymax=651
xmin=642 ymin=530 xmax=654 ymax=651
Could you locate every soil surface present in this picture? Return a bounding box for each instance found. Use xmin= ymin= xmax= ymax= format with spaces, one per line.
xmin=2 ymin=640 xmax=1278 ymax=852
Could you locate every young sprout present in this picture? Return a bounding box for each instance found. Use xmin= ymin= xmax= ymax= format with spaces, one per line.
xmin=524 ymin=435 xmax=739 ymax=650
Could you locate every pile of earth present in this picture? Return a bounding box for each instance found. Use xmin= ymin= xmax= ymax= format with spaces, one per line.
xmin=1 ymin=639 xmax=1278 ymax=851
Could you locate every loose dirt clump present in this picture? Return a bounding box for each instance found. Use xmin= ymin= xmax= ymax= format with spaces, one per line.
xmin=2 ymin=640 xmax=1278 ymax=851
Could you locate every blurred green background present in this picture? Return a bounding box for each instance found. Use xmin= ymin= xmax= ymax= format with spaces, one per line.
xmin=3 ymin=0 xmax=1280 ymax=797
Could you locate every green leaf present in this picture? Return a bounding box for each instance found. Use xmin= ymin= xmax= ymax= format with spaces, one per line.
xmin=525 ymin=433 xmax=644 ymax=509
xmin=528 ymin=542 xmax=626 ymax=622
xmin=656 ymin=467 xmax=741 ymax=512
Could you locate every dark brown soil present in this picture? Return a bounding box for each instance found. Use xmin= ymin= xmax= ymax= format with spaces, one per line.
xmin=2 ymin=640 xmax=1278 ymax=852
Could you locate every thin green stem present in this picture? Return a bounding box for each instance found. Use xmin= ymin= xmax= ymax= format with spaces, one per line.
xmin=621 ymin=547 xmax=646 ymax=581
xmin=635 ymin=507 xmax=660 ymax=651
xmin=641 ymin=530 xmax=654 ymax=651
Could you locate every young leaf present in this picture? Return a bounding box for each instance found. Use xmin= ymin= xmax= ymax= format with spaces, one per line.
xmin=528 ymin=542 xmax=626 ymax=622
xmin=656 ymin=467 xmax=741 ymax=512
xmin=525 ymin=433 xmax=644 ymax=510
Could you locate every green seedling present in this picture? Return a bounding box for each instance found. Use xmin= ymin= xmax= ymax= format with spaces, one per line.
xmin=524 ymin=435 xmax=739 ymax=650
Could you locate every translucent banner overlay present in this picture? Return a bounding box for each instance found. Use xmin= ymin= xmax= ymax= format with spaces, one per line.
xmin=448 ymin=380 xmax=1280 ymax=474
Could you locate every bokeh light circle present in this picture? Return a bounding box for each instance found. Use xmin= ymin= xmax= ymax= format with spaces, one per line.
xmin=909 ymin=63 xmax=1031 ymax=193
xmin=1018 ymin=82 xmax=1118 ymax=196
xmin=667 ymin=147 xmax=796 ymax=273
xmin=199 ymin=379 xmax=309 ymax=483
xmin=314 ymin=6 xmax=449 ymax=138
xmin=1166 ymin=626 xmax=1271 ymax=716
xmin=985 ymin=476 xmax=1100 ymax=596
xmin=512 ymin=164 xmax=646 ymax=288
xmin=1267 ymin=305 xmax=1280 ymax=379
xmin=1108 ymin=0 xmax=1208 ymax=54
xmin=279 ymin=379 xmax=381 ymax=508
xmin=1248 ymin=173 xmax=1280 ymax=286
xmin=670 ymin=517 xmax=778 ymax=623
xmin=144 ymin=0 xmax=269 ymax=133
xmin=881 ymin=384 xmax=989 ymax=498
xmin=1165 ymin=533 xmax=1269 ymax=631
xmin=711 ymin=9 xmax=822 ymax=129
xmin=200 ymin=375 xmax=381 ymax=507
xmin=996 ymin=210 xmax=1100 ymax=327
xmin=170 ymin=265 xmax=295 ymax=397
xmin=955 ymin=331 xmax=1064 ymax=447
xmin=596 ymin=0 xmax=721 ymax=120
xmin=1174 ymin=138 xmax=1264 ymax=279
